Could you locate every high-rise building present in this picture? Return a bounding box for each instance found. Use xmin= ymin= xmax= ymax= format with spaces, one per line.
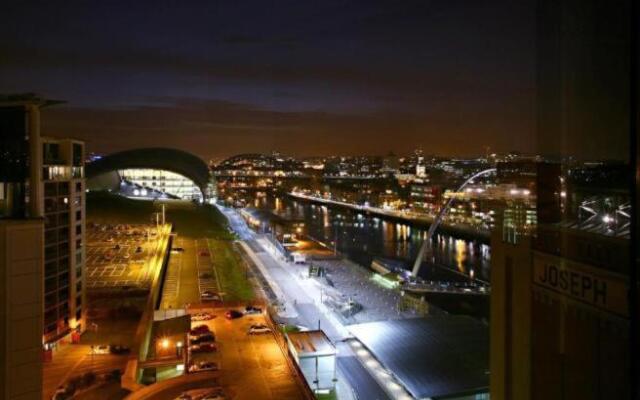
xmin=0 ymin=95 xmax=86 ymax=400
xmin=0 ymin=96 xmax=46 ymax=400
xmin=490 ymin=162 xmax=631 ymax=400
xmin=41 ymin=136 xmax=86 ymax=347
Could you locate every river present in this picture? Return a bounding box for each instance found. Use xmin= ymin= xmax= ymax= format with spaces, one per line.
xmin=252 ymin=195 xmax=492 ymax=283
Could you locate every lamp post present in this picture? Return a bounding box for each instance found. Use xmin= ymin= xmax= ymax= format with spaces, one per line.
xmin=333 ymin=222 xmax=338 ymax=256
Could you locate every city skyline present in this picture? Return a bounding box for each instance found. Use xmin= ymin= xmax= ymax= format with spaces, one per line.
xmin=0 ymin=2 xmax=636 ymax=400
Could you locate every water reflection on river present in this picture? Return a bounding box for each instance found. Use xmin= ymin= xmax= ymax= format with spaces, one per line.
xmin=253 ymin=196 xmax=491 ymax=282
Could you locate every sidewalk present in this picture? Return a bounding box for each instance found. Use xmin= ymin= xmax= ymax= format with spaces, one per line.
xmin=254 ymin=236 xmax=351 ymax=339
xmin=237 ymin=240 xmax=298 ymax=319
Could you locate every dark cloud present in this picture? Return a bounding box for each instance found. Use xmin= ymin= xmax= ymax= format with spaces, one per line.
xmin=5 ymin=0 xmax=624 ymax=160
xmin=40 ymin=95 xmax=535 ymax=160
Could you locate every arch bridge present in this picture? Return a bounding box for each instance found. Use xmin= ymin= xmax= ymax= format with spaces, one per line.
xmin=411 ymin=168 xmax=497 ymax=277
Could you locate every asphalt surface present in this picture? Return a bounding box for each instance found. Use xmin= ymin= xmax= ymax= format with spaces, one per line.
xmin=257 ymin=255 xmax=389 ymax=400
xmin=143 ymin=309 xmax=304 ymax=400
xmin=218 ymin=204 xmax=390 ymax=400
xmin=160 ymin=236 xmax=206 ymax=309
xmin=43 ymin=344 xmax=129 ymax=400
xmin=85 ymin=223 xmax=160 ymax=289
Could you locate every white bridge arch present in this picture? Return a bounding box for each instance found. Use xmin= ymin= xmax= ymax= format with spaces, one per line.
xmin=411 ymin=168 xmax=497 ymax=277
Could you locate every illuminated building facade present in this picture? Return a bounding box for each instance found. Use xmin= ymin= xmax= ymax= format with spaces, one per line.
xmin=119 ymin=168 xmax=203 ymax=200
xmin=86 ymin=147 xmax=214 ymax=202
xmin=409 ymin=183 xmax=441 ymax=213
xmin=41 ymin=137 xmax=86 ymax=346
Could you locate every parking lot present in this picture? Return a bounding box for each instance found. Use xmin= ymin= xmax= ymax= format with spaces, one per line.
xmin=197 ymin=239 xmax=222 ymax=301
xmin=159 ymin=237 xmax=224 ymax=309
xmin=185 ymin=306 xmax=305 ymax=400
xmin=86 ymin=223 xmax=162 ymax=290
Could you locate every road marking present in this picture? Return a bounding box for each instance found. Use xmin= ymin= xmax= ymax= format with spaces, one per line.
xmin=206 ymin=238 xmax=224 ymax=300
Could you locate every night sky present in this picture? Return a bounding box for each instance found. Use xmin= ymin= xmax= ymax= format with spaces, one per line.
xmin=1 ymin=1 xmax=626 ymax=160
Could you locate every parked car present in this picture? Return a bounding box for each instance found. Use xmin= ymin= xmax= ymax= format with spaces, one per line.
xmin=190 ymin=333 xmax=215 ymax=345
xmin=92 ymin=345 xmax=110 ymax=354
xmin=188 ymin=361 xmax=219 ymax=373
xmin=248 ymin=324 xmax=271 ymax=335
xmin=244 ymin=305 xmax=262 ymax=315
xmin=191 ymin=312 xmax=214 ymax=321
xmin=51 ymin=386 xmax=70 ymax=400
xmin=189 ymin=343 xmax=217 ymax=353
xmin=173 ymin=247 xmax=185 ymax=252
xmin=224 ymin=310 xmax=243 ymax=320
xmin=201 ymin=393 xmax=224 ymax=400
xmin=201 ymin=291 xmax=221 ymax=301
xmin=190 ymin=325 xmax=210 ymax=335
xmin=175 ymin=388 xmax=224 ymax=400
xmin=109 ymin=344 xmax=131 ymax=355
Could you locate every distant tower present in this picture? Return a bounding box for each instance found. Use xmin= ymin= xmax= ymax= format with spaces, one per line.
xmin=416 ymin=155 xmax=426 ymax=178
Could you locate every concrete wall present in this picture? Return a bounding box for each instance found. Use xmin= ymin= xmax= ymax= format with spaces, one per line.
xmin=489 ymin=228 xmax=532 ymax=400
xmin=0 ymin=219 xmax=44 ymax=400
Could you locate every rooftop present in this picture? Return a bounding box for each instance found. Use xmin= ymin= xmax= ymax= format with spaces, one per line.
xmin=0 ymin=93 xmax=64 ymax=107
xmin=287 ymin=330 xmax=335 ymax=357
xmin=348 ymin=316 xmax=489 ymax=399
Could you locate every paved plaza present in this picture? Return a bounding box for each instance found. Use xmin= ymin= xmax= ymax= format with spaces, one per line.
xmin=311 ymin=258 xmax=418 ymax=325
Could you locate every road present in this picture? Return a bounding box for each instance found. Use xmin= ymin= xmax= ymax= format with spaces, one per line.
xmin=43 ymin=344 xmax=129 ymax=400
xmin=217 ymin=204 xmax=390 ymax=400
xmin=160 ymin=236 xmax=201 ymax=309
